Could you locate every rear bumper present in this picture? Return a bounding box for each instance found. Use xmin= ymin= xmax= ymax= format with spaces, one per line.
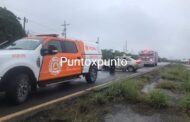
xmin=143 ymin=61 xmax=155 ymax=65
xmin=137 ymin=64 xmax=144 ymax=69
xmin=133 ymin=64 xmax=143 ymax=70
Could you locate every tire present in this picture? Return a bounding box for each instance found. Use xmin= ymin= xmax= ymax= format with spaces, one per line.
xmin=85 ymin=65 xmax=98 ymax=84
xmin=6 ymin=73 xmax=31 ymax=104
xmin=127 ymin=66 xmax=135 ymax=72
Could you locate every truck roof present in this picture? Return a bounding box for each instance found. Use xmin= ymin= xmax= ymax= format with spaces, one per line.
xmin=27 ymin=36 xmax=78 ymax=42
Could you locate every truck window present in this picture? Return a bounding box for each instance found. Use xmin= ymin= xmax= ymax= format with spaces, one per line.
xmin=61 ymin=41 xmax=78 ymax=53
xmin=47 ymin=40 xmax=62 ymax=52
xmin=4 ymin=38 xmax=43 ymax=50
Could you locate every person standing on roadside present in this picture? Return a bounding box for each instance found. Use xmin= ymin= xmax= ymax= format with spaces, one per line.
xmin=109 ymin=52 xmax=115 ymax=74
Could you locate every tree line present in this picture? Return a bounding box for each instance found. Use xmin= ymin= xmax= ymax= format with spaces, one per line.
xmin=101 ymin=49 xmax=139 ymax=60
xmin=0 ymin=7 xmax=25 ymax=46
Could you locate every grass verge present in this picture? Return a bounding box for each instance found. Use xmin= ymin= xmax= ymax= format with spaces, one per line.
xmin=145 ymin=89 xmax=168 ymax=108
xmin=161 ymin=64 xmax=190 ymax=82
xmin=26 ymin=73 xmax=156 ymax=122
xmin=156 ymin=80 xmax=178 ymax=90
xmin=26 ymin=65 xmax=190 ymax=122
xmin=179 ymin=94 xmax=190 ymax=112
xmin=160 ymin=64 xmax=190 ymax=93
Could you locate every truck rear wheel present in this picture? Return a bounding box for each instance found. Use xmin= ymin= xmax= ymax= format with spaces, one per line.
xmin=85 ymin=65 xmax=98 ymax=84
xmin=6 ymin=73 xmax=31 ymax=104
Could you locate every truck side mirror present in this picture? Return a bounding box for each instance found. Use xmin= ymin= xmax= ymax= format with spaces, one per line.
xmin=40 ymin=45 xmax=48 ymax=56
xmin=40 ymin=45 xmax=58 ymax=56
xmin=48 ymin=45 xmax=58 ymax=55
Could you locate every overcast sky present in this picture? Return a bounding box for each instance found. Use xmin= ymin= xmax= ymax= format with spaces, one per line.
xmin=1 ymin=0 xmax=190 ymax=59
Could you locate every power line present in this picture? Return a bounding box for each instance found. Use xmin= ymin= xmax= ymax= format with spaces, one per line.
xmin=29 ymin=19 xmax=60 ymax=32
xmin=4 ymin=5 xmax=61 ymax=33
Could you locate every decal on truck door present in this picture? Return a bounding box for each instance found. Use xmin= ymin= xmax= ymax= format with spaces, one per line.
xmin=48 ymin=57 xmax=62 ymax=75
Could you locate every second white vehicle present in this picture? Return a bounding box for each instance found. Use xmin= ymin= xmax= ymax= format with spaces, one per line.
xmin=115 ymin=56 xmax=143 ymax=72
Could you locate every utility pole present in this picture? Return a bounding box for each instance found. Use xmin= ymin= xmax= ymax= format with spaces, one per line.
xmin=124 ymin=40 xmax=128 ymax=53
xmin=126 ymin=40 xmax=127 ymax=52
xmin=23 ymin=17 xmax=28 ymax=33
xmin=96 ymin=37 xmax=100 ymax=44
xmin=61 ymin=21 xmax=70 ymax=39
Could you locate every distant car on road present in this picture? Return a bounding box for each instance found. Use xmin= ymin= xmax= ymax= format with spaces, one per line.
xmin=139 ymin=49 xmax=158 ymax=66
xmin=114 ymin=56 xmax=143 ymax=72
xmin=102 ymin=56 xmax=143 ymax=72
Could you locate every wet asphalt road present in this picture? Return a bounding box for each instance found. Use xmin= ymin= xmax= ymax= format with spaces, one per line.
xmin=0 ymin=63 xmax=168 ymax=118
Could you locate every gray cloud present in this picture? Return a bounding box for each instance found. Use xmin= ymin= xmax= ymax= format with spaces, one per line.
xmin=1 ymin=0 xmax=190 ymax=59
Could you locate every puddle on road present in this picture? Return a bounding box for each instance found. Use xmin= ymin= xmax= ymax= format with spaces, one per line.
xmin=141 ymin=78 xmax=182 ymax=106
xmin=104 ymin=104 xmax=190 ymax=122
xmin=141 ymin=82 xmax=157 ymax=94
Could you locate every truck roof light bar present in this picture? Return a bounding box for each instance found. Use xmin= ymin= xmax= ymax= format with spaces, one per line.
xmin=36 ymin=34 xmax=58 ymax=37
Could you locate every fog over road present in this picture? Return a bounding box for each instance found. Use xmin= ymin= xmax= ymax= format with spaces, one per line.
xmin=0 ymin=63 xmax=168 ymax=118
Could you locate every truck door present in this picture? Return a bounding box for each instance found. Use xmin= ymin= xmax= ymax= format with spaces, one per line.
xmin=39 ymin=40 xmax=68 ymax=81
xmin=60 ymin=40 xmax=82 ymax=76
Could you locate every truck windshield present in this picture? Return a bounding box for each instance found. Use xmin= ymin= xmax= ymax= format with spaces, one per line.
xmin=4 ymin=38 xmax=43 ymax=50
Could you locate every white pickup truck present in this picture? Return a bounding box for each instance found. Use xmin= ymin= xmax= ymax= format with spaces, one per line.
xmin=0 ymin=35 xmax=102 ymax=104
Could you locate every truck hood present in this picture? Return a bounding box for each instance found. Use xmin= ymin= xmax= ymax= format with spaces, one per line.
xmin=0 ymin=50 xmax=35 ymax=56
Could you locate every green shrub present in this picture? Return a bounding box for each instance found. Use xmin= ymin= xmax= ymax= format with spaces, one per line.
xmin=105 ymin=83 xmax=124 ymax=101
xmin=161 ymin=64 xmax=190 ymax=82
xmin=122 ymin=80 xmax=140 ymax=101
xmin=181 ymin=81 xmax=190 ymax=93
xmin=91 ymin=93 xmax=107 ymax=105
xmin=105 ymin=79 xmax=141 ymax=102
xmin=77 ymin=99 xmax=91 ymax=113
xmin=146 ymin=89 xmax=168 ymax=108
xmin=156 ymin=80 xmax=178 ymax=90
xmin=179 ymin=94 xmax=190 ymax=111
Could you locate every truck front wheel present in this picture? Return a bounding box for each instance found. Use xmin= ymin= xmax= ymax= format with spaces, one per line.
xmin=85 ymin=65 xmax=98 ymax=84
xmin=6 ymin=73 xmax=31 ymax=104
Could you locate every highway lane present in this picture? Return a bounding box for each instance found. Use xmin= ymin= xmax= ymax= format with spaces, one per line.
xmin=0 ymin=63 xmax=168 ymax=118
